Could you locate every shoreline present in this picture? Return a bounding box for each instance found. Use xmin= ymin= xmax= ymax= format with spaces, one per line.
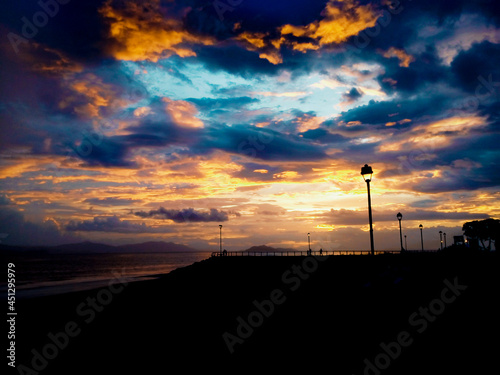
xmin=1 ymin=251 xmax=213 ymax=300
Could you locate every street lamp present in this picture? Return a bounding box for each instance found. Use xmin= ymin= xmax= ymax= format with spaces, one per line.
xmin=439 ymin=230 xmax=443 ymax=251
xmin=397 ymin=212 xmax=404 ymax=252
xmin=444 ymin=232 xmax=447 ymax=248
xmin=219 ymin=225 xmax=223 ymax=256
xmin=308 ymin=232 xmax=311 ymax=252
xmin=361 ymin=164 xmax=375 ymax=255
xmin=419 ymin=224 xmax=424 ymax=252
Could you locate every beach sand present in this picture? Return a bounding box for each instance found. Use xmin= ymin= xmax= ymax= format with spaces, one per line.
xmin=12 ymin=253 xmax=499 ymax=374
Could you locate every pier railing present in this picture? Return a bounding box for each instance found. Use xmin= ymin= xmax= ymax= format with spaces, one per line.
xmin=211 ymin=250 xmax=406 ymax=257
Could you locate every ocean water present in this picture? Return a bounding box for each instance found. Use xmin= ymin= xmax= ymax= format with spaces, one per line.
xmin=1 ymin=252 xmax=212 ymax=299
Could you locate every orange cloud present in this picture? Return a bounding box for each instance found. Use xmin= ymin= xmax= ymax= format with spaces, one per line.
xmin=280 ymin=0 xmax=380 ymax=49
xmin=232 ymin=0 xmax=380 ymax=65
xmin=379 ymin=115 xmax=486 ymax=152
xmin=236 ymin=31 xmax=267 ymax=49
xmin=59 ymin=73 xmax=125 ymax=118
xmin=99 ymin=0 xmax=214 ymax=62
xmin=234 ymin=31 xmax=283 ymax=65
xmin=295 ymin=114 xmax=325 ymax=133
xmin=163 ymin=98 xmax=204 ymax=129
xmin=381 ymin=47 xmax=415 ymax=67
xmin=133 ymin=106 xmax=152 ymax=117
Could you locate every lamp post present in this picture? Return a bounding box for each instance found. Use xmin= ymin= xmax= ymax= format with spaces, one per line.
xmin=308 ymin=232 xmax=311 ymax=253
xmin=444 ymin=232 xmax=447 ymax=248
xmin=219 ymin=225 xmax=223 ymax=256
xmin=397 ymin=212 xmax=404 ymax=252
xmin=404 ymin=235 xmax=408 ymax=251
xmin=419 ymin=224 xmax=424 ymax=252
xmin=439 ymin=231 xmax=443 ymax=251
xmin=361 ymin=164 xmax=375 ymax=255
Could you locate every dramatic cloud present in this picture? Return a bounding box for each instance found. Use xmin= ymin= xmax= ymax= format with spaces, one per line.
xmin=66 ymin=216 xmax=169 ymax=233
xmin=1 ymin=0 xmax=499 ymax=248
xmin=0 ymin=207 xmax=79 ymax=246
xmin=341 ymin=87 xmax=364 ymax=105
xmin=99 ymin=0 xmax=215 ymax=62
xmin=380 ymin=47 xmax=415 ymax=67
xmin=134 ymin=207 xmax=229 ymax=223
xmin=280 ymin=0 xmax=381 ymax=50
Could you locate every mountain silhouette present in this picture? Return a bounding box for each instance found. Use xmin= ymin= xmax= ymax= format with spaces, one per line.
xmin=243 ymin=245 xmax=297 ymax=253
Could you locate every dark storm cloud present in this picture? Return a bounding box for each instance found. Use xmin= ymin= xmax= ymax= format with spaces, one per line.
xmin=70 ymin=136 xmax=132 ymax=167
xmin=2 ymin=0 xmax=107 ymax=62
xmin=61 ymin=96 xmax=204 ymax=166
xmin=66 ymin=215 xmax=169 ymax=233
xmin=342 ymin=87 xmax=364 ymax=104
xmin=134 ymin=207 xmax=229 ymax=223
xmin=220 ymin=0 xmax=329 ymax=31
xmin=1 ymin=0 xmax=499 ymax=188
xmin=0 ymin=194 xmax=13 ymax=205
xmin=377 ymin=45 xmax=449 ymax=94
xmin=300 ymin=128 xmax=349 ymax=144
xmin=411 ymin=165 xmax=500 ymax=193
xmin=335 ymin=94 xmax=450 ymax=127
xmin=195 ymin=45 xmax=281 ymax=76
xmin=0 ymin=207 xmax=78 ymax=246
xmin=198 ymin=124 xmax=328 ymax=161
xmin=451 ymin=41 xmax=500 ymax=94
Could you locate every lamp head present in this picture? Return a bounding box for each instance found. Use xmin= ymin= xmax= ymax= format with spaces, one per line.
xmin=361 ymin=164 xmax=373 ymax=182
xmin=419 ymin=224 xmax=423 ymax=229
xmin=397 ymin=212 xmax=403 ymax=220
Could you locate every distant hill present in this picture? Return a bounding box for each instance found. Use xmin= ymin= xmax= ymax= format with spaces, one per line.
xmin=243 ymin=245 xmax=297 ymax=253
xmin=0 ymin=241 xmax=200 ymax=254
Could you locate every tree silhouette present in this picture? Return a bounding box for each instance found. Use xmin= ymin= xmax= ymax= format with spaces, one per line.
xmin=462 ymin=218 xmax=499 ymax=251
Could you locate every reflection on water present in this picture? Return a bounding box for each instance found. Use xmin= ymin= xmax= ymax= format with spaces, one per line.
xmin=0 ymin=252 xmax=211 ymax=298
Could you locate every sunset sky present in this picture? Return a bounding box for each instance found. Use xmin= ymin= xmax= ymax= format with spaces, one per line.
xmin=1 ymin=0 xmax=499 ymax=251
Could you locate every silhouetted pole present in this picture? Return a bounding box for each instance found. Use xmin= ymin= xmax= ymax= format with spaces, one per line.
xmin=419 ymin=224 xmax=424 ymax=252
xmin=308 ymin=232 xmax=311 ymax=251
xmin=361 ymin=164 xmax=375 ymax=256
xmin=439 ymin=230 xmax=443 ymax=250
xmin=404 ymin=235 xmax=407 ymax=251
xmin=444 ymin=232 xmax=447 ymax=248
xmin=219 ymin=225 xmax=223 ymax=256
xmin=397 ymin=212 xmax=404 ymax=252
